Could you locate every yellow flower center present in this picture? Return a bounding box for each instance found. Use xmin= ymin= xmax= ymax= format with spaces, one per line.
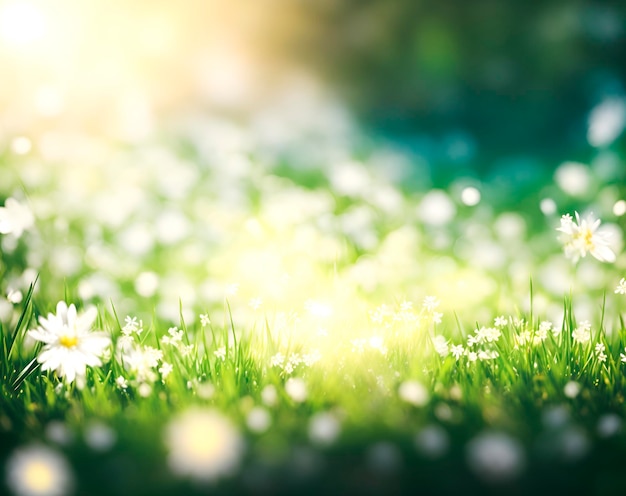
xmin=59 ymin=334 xmax=78 ymax=348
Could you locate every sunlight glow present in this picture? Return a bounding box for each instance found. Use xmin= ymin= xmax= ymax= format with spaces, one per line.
xmin=0 ymin=2 xmax=47 ymax=46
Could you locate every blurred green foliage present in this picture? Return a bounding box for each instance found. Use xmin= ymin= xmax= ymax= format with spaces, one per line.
xmin=298 ymin=0 xmax=626 ymax=163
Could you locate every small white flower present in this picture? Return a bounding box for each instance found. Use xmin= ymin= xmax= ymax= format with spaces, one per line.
xmin=539 ymin=321 xmax=553 ymax=334
xmin=120 ymin=344 xmax=162 ymax=383
xmin=159 ymin=361 xmax=174 ymax=379
xmin=432 ymin=336 xmax=449 ymax=357
xmin=7 ymin=289 xmax=23 ymax=304
xmin=199 ymin=314 xmax=211 ymax=327
xmin=0 ymin=197 xmax=34 ymax=238
xmin=422 ymin=296 xmax=440 ymax=312
xmin=451 ymin=344 xmax=464 ymax=360
xmin=225 ymin=283 xmax=239 ymax=296
xmin=6 ymin=444 xmax=74 ymax=496
xmin=478 ymin=350 xmax=499 ymax=361
xmin=302 ymin=350 xmax=321 ymax=367
xmin=248 ymin=297 xmax=263 ymax=310
xmin=557 ymin=212 xmax=615 ymax=263
xmin=400 ymin=301 xmax=413 ymax=312
xmin=270 ymin=352 xmax=285 ymax=368
xmin=27 ymin=301 xmax=110 ymax=386
xmin=572 ymin=321 xmax=592 ymax=345
xmin=494 ymin=316 xmax=508 ymax=328
xmin=165 ymin=408 xmax=243 ymax=481
xmin=161 ymin=327 xmax=184 ymax=346
xmin=515 ymin=330 xmax=532 ymax=347
xmin=214 ymin=347 xmax=226 ymax=361
xmin=122 ymin=316 xmax=143 ymax=336
xmin=616 ymin=278 xmax=626 ymax=295
xmin=115 ymin=376 xmax=128 ymax=389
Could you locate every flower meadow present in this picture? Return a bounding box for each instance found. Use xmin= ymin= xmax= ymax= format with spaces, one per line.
xmin=1 ymin=109 xmax=626 ymax=496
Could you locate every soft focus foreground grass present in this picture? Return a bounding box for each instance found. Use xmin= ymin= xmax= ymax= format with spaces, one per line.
xmin=0 ymin=122 xmax=625 ymax=495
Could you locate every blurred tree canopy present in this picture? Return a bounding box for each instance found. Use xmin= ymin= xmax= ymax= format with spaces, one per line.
xmin=289 ymin=0 xmax=626 ymax=160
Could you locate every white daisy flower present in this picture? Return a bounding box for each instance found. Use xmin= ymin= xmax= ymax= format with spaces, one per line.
xmin=571 ymin=321 xmax=592 ymax=345
xmin=27 ymin=301 xmax=111 ymax=386
xmin=0 ymin=197 xmax=34 ymax=238
xmin=556 ymin=212 xmax=615 ymax=263
xmin=616 ymin=278 xmax=626 ymax=295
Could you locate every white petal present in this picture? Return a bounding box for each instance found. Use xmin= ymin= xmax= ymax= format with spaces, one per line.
xmin=592 ymin=245 xmax=616 ymax=263
xmin=66 ymin=304 xmax=77 ymax=328
xmin=75 ymin=306 xmax=97 ymax=332
xmin=38 ymin=348 xmax=64 ymax=372
xmin=27 ymin=328 xmax=57 ymax=344
xmin=56 ymin=301 xmax=69 ymax=323
xmin=0 ymin=208 xmax=12 ymax=234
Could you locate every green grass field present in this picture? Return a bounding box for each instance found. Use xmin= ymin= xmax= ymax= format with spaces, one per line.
xmin=1 ymin=124 xmax=626 ymax=495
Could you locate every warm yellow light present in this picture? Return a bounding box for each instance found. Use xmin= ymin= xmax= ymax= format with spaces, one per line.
xmin=22 ymin=460 xmax=55 ymax=492
xmin=0 ymin=2 xmax=47 ymax=46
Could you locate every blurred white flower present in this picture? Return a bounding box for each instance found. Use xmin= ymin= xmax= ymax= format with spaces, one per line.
xmin=595 ymin=343 xmax=607 ymax=362
xmin=115 ymin=376 xmax=128 ymax=389
xmin=214 ymin=347 xmax=226 ymax=361
xmin=587 ymin=98 xmax=626 ymax=147
xmin=451 ymin=344 xmax=464 ymax=360
xmin=597 ymin=414 xmax=622 ymax=438
xmin=398 ymin=380 xmax=429 ymax=407
xmin=261 ymin=385 xmax=278 ymax=407
xmin=0 ymin=197 xmax=34 ymax=238
xmin=415 ymin=425 xmax=449 ymax=459
xmin=571 ymin=321 xmax=591 ymax=345
xmin=84 ymin=421 xmax=116 ymax=452
xmin=493 ymin=316 xmax=508 ymax=328
xmin=418 ymin=190 xmax=456 ymax=226
xmin=556 ymin=212 xmax=615 ymax=263
xmin=432 ymin=336 xmax=449 ymax=357
xmin=159 ymin=361 xmax=174 ymax=379
xmin=466 ymin=432 xmax=525 ymax=482
xmin=5 ymin=444 xmax=74 ymax=496
xmin=27 ymin=301 xmax=110 ymax=386
xmin=422 ymin=296 xmax=440 ymax=312
xmin=44 ymin=422 xmax=73 ymax=446
xmin=554 ymin=163 xmax=591 ymax=197
xmin=7 ymin=288 xmax=23 ymax=304
xmin=616 ymin=278 xmax=626 ymax=295
xmin=564 ymin=381 xmax=581 ymax=399
xmin=285 ymin=378 xmax=307 ymax=403
xmin=120 ymin=344 xmax=163 ymax=384
xmin=165 ymin=408 xmax=243 ymax=482
xmin=246 ymin=407 xmax=271 ymax=433
xmin=308 ymin=412 xmax=341 ymax=446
